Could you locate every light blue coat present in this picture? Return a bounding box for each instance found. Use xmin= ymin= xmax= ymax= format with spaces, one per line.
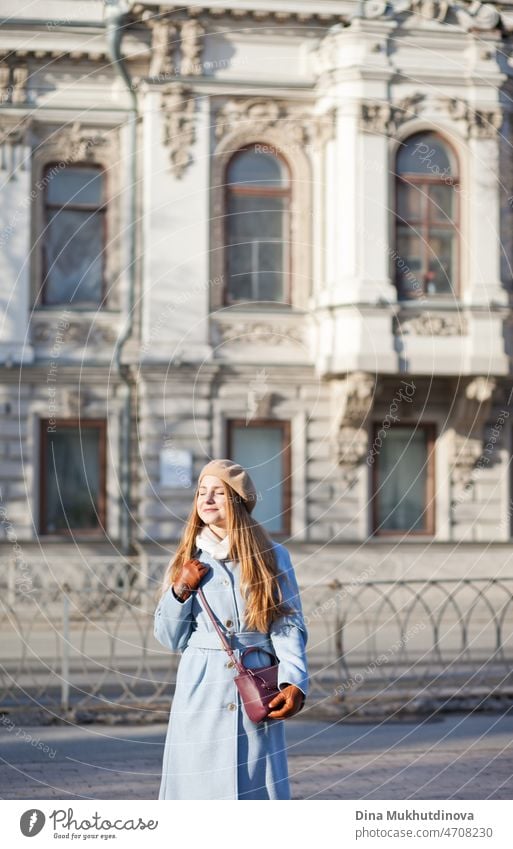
xmin=154 ymin=541 xmax=309 ymax=800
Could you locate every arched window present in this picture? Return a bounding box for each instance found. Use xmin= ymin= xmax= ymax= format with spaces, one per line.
xmin=224 ymin=145 xmax=290 ymax=303
xmin=395 ymin=132 xmax=459 ymax=299
xmin=42 ymin=163 xmax=105 ymax=305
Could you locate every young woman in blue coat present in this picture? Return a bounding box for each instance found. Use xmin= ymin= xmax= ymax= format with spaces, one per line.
xmin=154 ymin=457 xmax=309 ymax=800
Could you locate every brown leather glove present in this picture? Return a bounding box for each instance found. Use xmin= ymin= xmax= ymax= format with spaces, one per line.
xmin=172 ymin=558 xmax=210 ymax=602
xmin=267 ymin=683 xmax=305 ymax=720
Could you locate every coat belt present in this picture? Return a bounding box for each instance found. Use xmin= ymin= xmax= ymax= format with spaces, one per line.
xmin=185 ymin=630 xmax=274 ymax=652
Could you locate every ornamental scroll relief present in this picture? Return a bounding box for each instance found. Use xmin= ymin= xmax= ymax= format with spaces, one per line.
xmin=31 ymin=320 xmax=118 ymax=347
xmin=449 ymin=376 xmax=497 ymax=496
xmin=215 ymin=97 xmax=336 ymax=150
xmin=330 ymin=372 xmax=376 ymax=486
xmin=356 ymin=0 xmax=500 ymax=30
xmin=393 ymin=312 xmax=468 ymax=337
xmin=214 ymin=320 xmax=304 ymax=346
xmin=160 ymin=83 xmax=196 ymax=177
xmin=147 ymin=17 xmax=205 ymax=79
xmin=359 ymin=93 xmax=502 ymax=139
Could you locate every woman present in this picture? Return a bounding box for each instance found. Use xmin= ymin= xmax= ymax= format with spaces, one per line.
xmin=154 ymin=457 xmax=309 ymax=800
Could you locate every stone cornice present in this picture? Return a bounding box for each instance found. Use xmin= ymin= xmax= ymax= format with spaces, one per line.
xmin=129 ymin=1 xmax=513 ymax=34
xmin=3 ymin=1 xmax=513 ymax=74
xmin=130 ymin=1 xmax=347 ymax=24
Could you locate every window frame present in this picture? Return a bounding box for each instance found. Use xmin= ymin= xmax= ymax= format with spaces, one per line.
xmin=41 ymin=162 xmax=107 ymax=307
xmin=39 ymin=418 xmax=107 ymax=536
xmin=223 ymin=145 xmax=292 ymax=307
xmin=394 ymin=133 xmax=460 ymax=301
xmin=226 ymin=417 xmax=292 ymax=537
xmin=371 ymin=422 xmax=436 ymax=537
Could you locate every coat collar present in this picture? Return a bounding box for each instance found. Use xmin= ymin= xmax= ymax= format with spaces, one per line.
xmin=195 ymin=525 xmax=231 ymax=560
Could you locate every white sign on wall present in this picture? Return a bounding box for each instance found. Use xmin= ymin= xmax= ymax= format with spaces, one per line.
xmin=159 ymin=448 xmax=193 ymax=487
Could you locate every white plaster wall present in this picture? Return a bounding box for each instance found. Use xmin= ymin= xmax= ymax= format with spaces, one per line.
xmin=140 ymin=90 xmax=212 ymax=363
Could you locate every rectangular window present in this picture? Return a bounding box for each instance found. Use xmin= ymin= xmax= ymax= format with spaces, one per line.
xmin=372 ymin=424 xmax=435 ymax=535
xmin=42 ymin=164 xmax=106 ymax=306
xmin=226 ymin=195 xmax=288 ymax=302
xmin=227 ymin=419 xmax=291 ymax=535
xmin=40 ymin=419 xmax=106 ymax=535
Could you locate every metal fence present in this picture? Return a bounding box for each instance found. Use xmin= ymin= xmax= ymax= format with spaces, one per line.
xmin=1 ymin=555 xmax=512 ymax=720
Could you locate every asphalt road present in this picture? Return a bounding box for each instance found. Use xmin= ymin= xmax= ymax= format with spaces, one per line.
xmin=1 ymin=712 xmax=512 ymax=799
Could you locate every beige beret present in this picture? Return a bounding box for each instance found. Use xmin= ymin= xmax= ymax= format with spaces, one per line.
xmin=197 ymin=458 xmax=258 ymax=513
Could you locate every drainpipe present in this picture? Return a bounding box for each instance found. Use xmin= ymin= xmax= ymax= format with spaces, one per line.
xmin=105 ymin=0 xmax=138 ymax=557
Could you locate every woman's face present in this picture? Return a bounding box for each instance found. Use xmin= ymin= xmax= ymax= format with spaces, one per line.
xmin=196 ymin=475 xmax=227 ymax=528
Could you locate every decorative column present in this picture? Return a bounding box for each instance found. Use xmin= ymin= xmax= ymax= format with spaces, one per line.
xmin=313 ymin=18 xmax=398 ymax=308
xmin=466 ymin=101 xmax=506 ymax=307
xmin=0 ymin=116 xmax=34 ymax=365
xmin=310 ymin=17 xmax=398 ymax=376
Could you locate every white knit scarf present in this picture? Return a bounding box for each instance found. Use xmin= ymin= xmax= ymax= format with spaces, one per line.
xmin=195 ymin=524 xmax=231 ymax=560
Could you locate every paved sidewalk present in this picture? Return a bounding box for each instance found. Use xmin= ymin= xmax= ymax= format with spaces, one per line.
xmin=0 ymin=713 xmax=512 ymax=800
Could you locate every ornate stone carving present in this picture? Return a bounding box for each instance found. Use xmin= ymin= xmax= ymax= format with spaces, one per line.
xmin=444 ymin=98 xmax=502 ymax=138
xmin=59 ymin=387 xmax=102 ymax=417
xmin=48 ymin=121 xmax=111 ymax=162
xmin=331 ymin=372 xmax=376 ymax=485
xmin=394 ymin=312 xmax=468 ymax=336
xmin=454 ymin=0 xmax=500 ymax=30
xmin=180 ymin=19 xmax=205 ymax=76
xmin=32 ymin=320 xmax=118 ymax=346
xmin=0 ymin=62 xmax=9 ymax=101
xmin=0 ymin=114 xmax=32 ymax=145
xmin=0 ymin=61 xmax=28 ymax=104
xmin=62 ymin=389 xmax=86 ymax=416
xmin=310 ymin=109 xmax=337 ymax=149
xmin=395 ymin=92 xmax=427 ymax=116
xmin=0 ymin=114 xmax=32 ymax=176
xmin=216 ymin=321 xmax=304 ymax=346
xmin=359 ymin=103 xmax=394 ymax=135
xmin=449 ymin=376 xmax=496 ymax=494
xmin=360 ymin=94 xmax=430 ymax=135
xmin=147 ymin=16 xmax=205 ymax=79
xmin=215 ymin=97 xmax=331 ymax=150
xmin=11 ymin=65 xmax=28 ymax=103
xmin=361 ymin=1 xmax=389 ymax=18
xmin=245 ymin=369 xmax=274 ymax=423
xmin=148 ymin=18 xmax=178 ymax=79
xmin=215 ymin=98 xmax=335 ymax=160
xmin=354 ymin=0 xmax=498 ymax=28
xmin=442 ymin=97 xmax=470 ymax=121
xmin=360 ymin=92 xmax=502 ymax=139
xmin=161 ymin=83 xmax=196 ymax=177
xmin=467 ymin=107 xmax=503 ymax=138
xmin=247 ymin=391 xmax=273 ymax=421
xmin=410 ymin=0 xmax=450 ymax=22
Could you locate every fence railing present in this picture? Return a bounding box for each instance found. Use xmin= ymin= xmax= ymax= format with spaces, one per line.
xmin=1 ymin=556 xmax=512 ymax=719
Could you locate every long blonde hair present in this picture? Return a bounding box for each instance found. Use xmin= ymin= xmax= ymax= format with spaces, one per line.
xmin=159 ymin=480 xmax=295 ymax=632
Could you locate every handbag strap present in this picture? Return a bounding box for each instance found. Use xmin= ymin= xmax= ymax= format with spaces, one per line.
xmin=191 ymin=544 xmax=234 ymax=657
xmin=195 ymin=582 xmax=247 ymax=675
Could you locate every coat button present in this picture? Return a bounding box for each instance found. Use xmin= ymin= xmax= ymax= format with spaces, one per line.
xmin=226 ymin=660 xmax=235 ymax=669
xmin=225 ymin=619 xmax=233 ymax=627
xmin=227 ymin=702 xmax=237 ymax=711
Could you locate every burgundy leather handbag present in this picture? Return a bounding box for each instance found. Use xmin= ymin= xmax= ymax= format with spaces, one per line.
xmin=196 ymin=585 xmax=281 ymax=723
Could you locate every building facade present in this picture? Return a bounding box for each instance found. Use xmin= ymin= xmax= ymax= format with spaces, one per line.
xmin=2 ymin=0 xmax=513 ymax=590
